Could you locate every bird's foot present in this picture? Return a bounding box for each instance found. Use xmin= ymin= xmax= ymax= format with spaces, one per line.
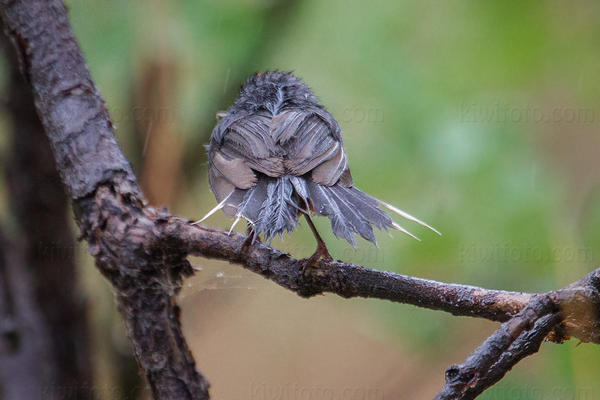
xmin=305 ymin=240 xmax=333 ymax=269
xmin=241 ymin=226 xmax=260 ymax=253
xmin=302 ymin=213 xmax=332 ymax=269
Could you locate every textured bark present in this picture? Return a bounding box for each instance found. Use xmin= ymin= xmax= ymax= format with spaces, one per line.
xmin=167 ymin=221 xmax=534 ymax=321
xmin=0 ymin=1 xmax=209 ymax=398
xmin=166 ymin=221 xmax=600 ymax=345
xmin=435 ymin=299 xmax=562 ymax=399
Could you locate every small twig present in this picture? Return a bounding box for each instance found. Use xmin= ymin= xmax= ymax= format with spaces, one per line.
xmin=435 ymin=297 xmax=561 ymax=399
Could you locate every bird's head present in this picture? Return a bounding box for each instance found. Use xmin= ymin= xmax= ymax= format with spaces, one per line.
xmin=232 ymin=71 xmax=319 ymax=114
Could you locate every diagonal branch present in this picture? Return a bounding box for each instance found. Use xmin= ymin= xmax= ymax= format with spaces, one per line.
xmin=167 ymin=220 xmax=534 ymax=322
xmin=0 ymin=0 xmax=207 ymax=398
xmin=1 ymin=1 xmax=599 ymax=399
xmin=435 ymin=297 xmax=562 ymax=399
xmin=167 ymin=219 xmax=600 ymax=346
xmin=433 ymin=271 xmax=600 ymax=399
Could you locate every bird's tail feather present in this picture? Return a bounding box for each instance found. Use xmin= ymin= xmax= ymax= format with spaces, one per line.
xmin=306 ymin=182 xmax=388 ymax=246
xmin=234 ymin=175 xmax=298 ymax=243
xmin=197 ymin=175 xmax=439 ymax=246
xmin=305 ymin=181 xmax=439 ymax=245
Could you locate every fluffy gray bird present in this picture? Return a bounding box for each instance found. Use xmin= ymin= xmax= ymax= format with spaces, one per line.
xmin=197 ymin=71 xmax=439 ymax=260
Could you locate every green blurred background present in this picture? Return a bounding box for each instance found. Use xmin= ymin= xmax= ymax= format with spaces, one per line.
xmin=16 ymin=0 xmax=600 ymax=398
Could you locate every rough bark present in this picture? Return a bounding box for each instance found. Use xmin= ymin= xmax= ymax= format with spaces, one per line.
xmin=1 ymin=1 xmax=209 ymax=398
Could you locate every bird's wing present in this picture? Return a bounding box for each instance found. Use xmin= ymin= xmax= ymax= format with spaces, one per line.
xmin=209 ymin=111 xmax=286 ymax=201
xmin=215 ymin=111 xmax=285 ymax=176
xmin=277 ymin=108 xmax=353 ymax=187
xmin=209 ymin=107 xmax=353 ymax=204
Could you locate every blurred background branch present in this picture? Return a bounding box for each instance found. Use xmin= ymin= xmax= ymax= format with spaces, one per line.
xmin=0 ymin=31 xmax=92 ymax=399
xmin=180 ymin=0 xmax=303 ymax=188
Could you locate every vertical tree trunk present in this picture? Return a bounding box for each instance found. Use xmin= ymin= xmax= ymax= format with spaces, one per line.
xmin=0 ymin=1 xmax=211 ymax=397
xmin=0 ymin=37 xmax=92 ymax=399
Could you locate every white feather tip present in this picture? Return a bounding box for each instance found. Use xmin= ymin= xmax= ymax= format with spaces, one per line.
xmin=382 ymin=201 xmax=441 ymax=236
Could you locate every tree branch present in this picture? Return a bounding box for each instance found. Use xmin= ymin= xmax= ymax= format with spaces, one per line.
xmin=168 ymin=220 xmax=600 ymax=345
xmin=435 ymin=298 xmax=562 ymax=399
xmin=166 ymin=220 xmax=534 ymax=322
xmin=0 ymin=1 xmax=207 ymax=398
xmin=1 ymin=1 xmax=599 ymax=399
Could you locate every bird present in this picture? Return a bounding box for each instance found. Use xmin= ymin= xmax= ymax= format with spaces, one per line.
xmin=196 ymin=71 xmax=439 ymax=261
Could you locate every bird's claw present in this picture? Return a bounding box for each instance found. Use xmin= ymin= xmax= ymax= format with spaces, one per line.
xmin=305 ymin=241 xmax=333 ymax=269
xmin=241 ymin=226 xmax=259 ymax=253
